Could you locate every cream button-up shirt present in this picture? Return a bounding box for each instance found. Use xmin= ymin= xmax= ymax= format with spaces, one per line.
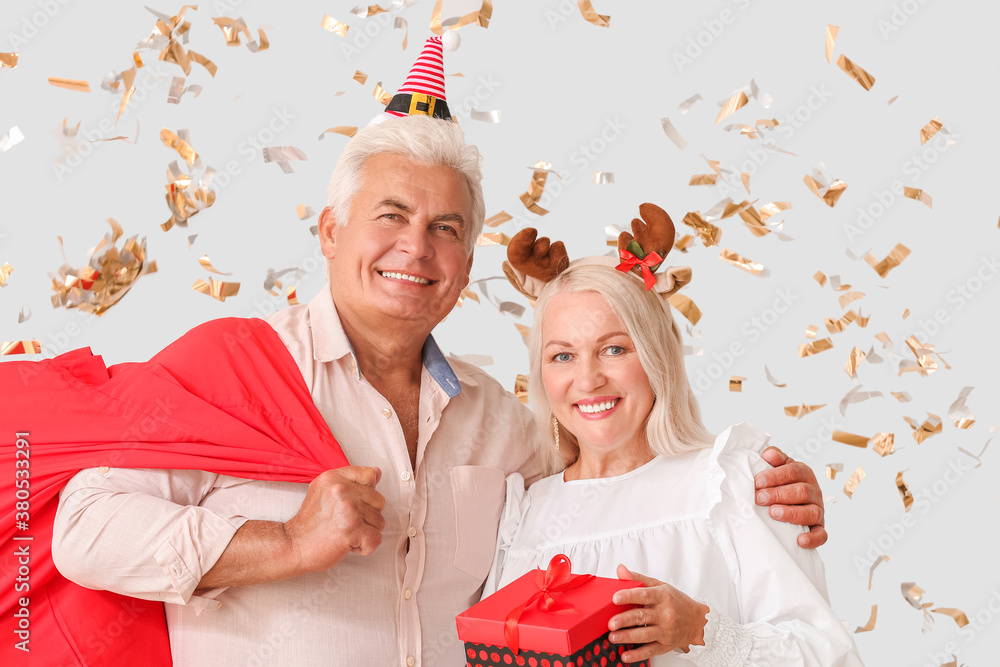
xmin=53 ymin=285 xmax=542 ymax=666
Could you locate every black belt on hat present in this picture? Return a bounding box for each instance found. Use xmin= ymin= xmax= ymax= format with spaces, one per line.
xmin=386 ymin=92 xmax=452 ymax=120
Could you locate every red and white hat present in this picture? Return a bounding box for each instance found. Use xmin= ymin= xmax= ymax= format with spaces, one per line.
xmin=383 ymin=33 xmax=459 ymax=121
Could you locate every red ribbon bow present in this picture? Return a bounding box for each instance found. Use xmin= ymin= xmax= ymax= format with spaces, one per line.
xmin=503 ymin=554 xmax=594 ymax=655
xmin=616 ymin=248 xmax=663 ymax=290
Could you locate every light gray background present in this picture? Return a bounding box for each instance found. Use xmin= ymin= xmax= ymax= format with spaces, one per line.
xmin=1 ymin=1 xmax=997 ymax=664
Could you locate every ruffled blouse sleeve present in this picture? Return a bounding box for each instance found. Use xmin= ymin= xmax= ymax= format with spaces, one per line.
xmin=481 ymin=472 xmax=528 ymax=599
xmin=685 ymin=422 xmax=864 ymax=667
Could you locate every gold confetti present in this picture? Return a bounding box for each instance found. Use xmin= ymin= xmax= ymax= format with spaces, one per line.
xmin=318 ymin=126 xmax=358 ymax=139
xmin=948 ymin=386 xmax=976 ymax=428
xmin=515 ymin=323 xmax=531 ymax=344
xmin=17 ymin=305 xmax=30 ymax=323
xmin=920 ymin=117 xmax=944 ymax=145
xmin=0 ymin=262 xmax=12 ymax=286
xmin=863 ymin=243 xmax=912 ymax=279
xmin=902 ymin=582 xmax=925 ymax=609
xmin=833 ymin=430 xmax=869 ymax=448
xmin=715 ymin=91 xmax=749 ymax=125
xmin=667 ymin=293 xmax=702 ymax=326
xmin=904 ymin=413 xmax=943 ymax=444
xmin=784 ymin=403 xmax=826 ymax=419
xmin=476 ymin=232 xmax=511 ymax=247
xmin=804 ymin=173 xmax=848 ymax=207
xmin=321 ymin=15 xmax=350 ymax=37
xmin=903 ymin=187 xmax=933 ymax=209
xmin=798 ymin=337 xmax=834 ymax=357
xmin=263 ymin=146 xmax=308 ymax=173
xmin=287 ymin=285 xmax=298 ymax=305
xmin=741 ymin=172 xmax=751 ymax=193
xmin=855 ymin=605 xmax=877 ymax=633
xmin=871 ymin=432 xmax=895 ymax=457
xmin=660 ymin=118 xmax=687 ymax=150
xmin=674 ymin=234 xmax=694 ymax=252
xmin=900 ymin=335 xmax=940 ymax=376
xmin=48 ymin=77 xmax=90 ymax=92
xmin=353 ymin=70 xmax=368 ymax=85
xmin=891 ymin=391 xmax=912 ymax=402
xmin=394 ymin=16 xmax=408 ymax=50
xmin=457 ymin=288 xmax=480 ymax=307
xmin=212 ymin=16 xmax=251 ymax=46
xmin=470 ymin=108 xmax=502 ymax=123
xmin=825 ymin=463 xmax=843 ymax=480
xmin=838 ymin=291 xmax=865 ymax=308
xmin=51 ymin=219 xmax=156 ymax=315
xmin=351 ymin=5 xmax=388 ymax=18
xmin=895 ymin=471 xmax=914 ymax=511
xmin=729 ymin=376 xmax=744 ymax=392
xmin=931 ymin=608 xmax=970 ymax=628
xmin=519 ymin=162 xmax=555 ymax=216
xmin=836 ymin=53 xmax=876 ymax=90
xmin=813 ymin=271 xmax=828 ymax=287
xmin=198 ymin=255 xmax=232 ymax=276
xmin=373 ymin=81 xmax=392 ymax=106
xmin=0 ymin=52 xmax=18 ymax=68
xmin=825 ymin=310 xmax=859 ymax=334
xmin=759 ymin=201 xmax=791 ymax=221
xmin=868 ymin=555 xmax=889 ymax=590
xmin=764 ymin=365 xmax=786 ymax=388
xmin=160 ymin=128 xmax=199 ymax=167
xmin=577 ymin=0 xmax=610 ymax=27
xmin=296 ymin=204 xmax=316 ymax=220
xmin=805 ymin=325 xmax=818 ymax=339
xmin=678 ymin=93 xmax=702 ymax=114
xmin=514 ymin=374 xmax=529 ymax=404
xmin=825 ymin=25 xmax=840 ymax=64
xmin=192 ymin=278 xmax=240 ymax=302
xmin=1 ymin=341 xmax=41 ymax=356
xmin=681 ymin=211 xmax=721 ymax=247
xmin=719 ymin=248 xmax=764 ymax=275
xmin=430 ymin=0 xmax=493 ymax=33
xmin=162 ymin=158 xmax=217 ymax=232
xmin=845 ymin=346 xmax=866 ymax=378
xmin=689 ymin=174 xmax=717 ymax=186
xmin=888 ymin=95 xmax=899 ymax=105
xmin=484 ymin=211 xmax=513 ymax=228
xmin=594 ymin=171 xmax=614 ymax=185
xmin=843 ymin=466 xmax=866 ymax=498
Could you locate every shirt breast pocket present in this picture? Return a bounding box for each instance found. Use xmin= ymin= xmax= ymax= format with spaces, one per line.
xmin=450 ymin=465 xmax=506 ymax=581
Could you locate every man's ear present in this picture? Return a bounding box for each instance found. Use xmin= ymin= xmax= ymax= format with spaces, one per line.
xmin=318 ymin=206 xmax=338 ymax=260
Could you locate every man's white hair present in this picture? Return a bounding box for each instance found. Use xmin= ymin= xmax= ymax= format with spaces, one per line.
xmin=325 ymin=115 xmax=485 ymax=252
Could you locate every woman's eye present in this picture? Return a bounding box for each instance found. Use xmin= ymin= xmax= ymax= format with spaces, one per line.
xmin=606 ymin=345 xmax=626 ymax=356
xmin=553 ymin=352 xmax=571 ymax=362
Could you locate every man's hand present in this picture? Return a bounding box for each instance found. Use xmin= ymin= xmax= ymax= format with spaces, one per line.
xmin=606 ymin=565 xmax=709 ymax=663
xmin=284 ymin=466 xmax=386 ymax=573
xmin=754 ymin=446 xmax=827 ymax=548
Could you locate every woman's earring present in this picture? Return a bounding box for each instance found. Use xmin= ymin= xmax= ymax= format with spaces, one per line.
xmin=552 ymin=417 xmax=560 ymax=450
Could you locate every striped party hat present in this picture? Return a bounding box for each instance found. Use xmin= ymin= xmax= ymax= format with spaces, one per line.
xmin=385 ymin=35 xmax=456 ymax=121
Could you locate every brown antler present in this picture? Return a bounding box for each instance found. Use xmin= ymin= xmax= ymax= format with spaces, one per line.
xmin=506 ymin=228 xmax=570 ymax=282
xmin=617 ymin=202 xmax=676 ymax=261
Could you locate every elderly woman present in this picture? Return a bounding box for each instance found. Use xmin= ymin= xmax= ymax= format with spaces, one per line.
xmin=483 ymin=204 xmax=863 ymax=666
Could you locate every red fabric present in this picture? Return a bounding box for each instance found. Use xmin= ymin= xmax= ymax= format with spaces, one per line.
xmin=0 ymin=317 xmax=348 ymax=666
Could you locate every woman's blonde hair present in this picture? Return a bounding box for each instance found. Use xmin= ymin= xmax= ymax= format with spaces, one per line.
xmin=528 ymin=263 xmax=713 ymax=476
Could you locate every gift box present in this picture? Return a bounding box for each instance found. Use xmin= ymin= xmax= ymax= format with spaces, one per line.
xmin=456 ymin=555 xmax=649 ymax=667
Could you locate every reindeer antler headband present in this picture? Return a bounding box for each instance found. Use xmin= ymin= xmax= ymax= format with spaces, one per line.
xmin=502 ymin=202 xmax=692 ymax=300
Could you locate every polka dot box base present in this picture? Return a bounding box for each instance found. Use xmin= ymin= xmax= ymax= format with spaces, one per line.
xmin=463 ymin=632 xmax=649 ymax=667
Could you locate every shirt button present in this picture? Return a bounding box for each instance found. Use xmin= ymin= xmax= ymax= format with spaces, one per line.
xmin=406 ymin=657 xmax=415 ymax=667
xmin=98 ymin=466 xmax=110 ymax=474
xmin=381 ymin=408 xmax=392 ymax=418
xmin=404 ymin=588 xmax=412 ymax=600
xmin=400 ymin=471 xmax=412 ymax=482
xmin=407 ymin=527 xmax=417 ymax=538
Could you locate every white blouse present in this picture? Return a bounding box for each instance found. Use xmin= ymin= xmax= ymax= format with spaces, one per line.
xmin=482 ymin=423 xmax=864 ymax=666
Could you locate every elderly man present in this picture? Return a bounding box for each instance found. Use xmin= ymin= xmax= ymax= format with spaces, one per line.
xmin=53 ymin=114 xmax=825 ymax=666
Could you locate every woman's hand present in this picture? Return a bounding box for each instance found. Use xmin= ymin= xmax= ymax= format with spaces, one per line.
xmin=754 ymin=446 xmax=827 ymax=548
xmin=607 ymin=564 xmax=710 ymax=663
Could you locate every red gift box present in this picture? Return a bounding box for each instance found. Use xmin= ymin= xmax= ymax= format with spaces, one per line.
xmin=456 ymin=555 xmax=649 ymax=667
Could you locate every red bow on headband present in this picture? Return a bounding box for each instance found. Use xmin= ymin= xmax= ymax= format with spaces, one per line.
xmin=503 ymin=555 xmax=594 ymax=655
xmin=616 ymin=248 xmax=664 ymax=290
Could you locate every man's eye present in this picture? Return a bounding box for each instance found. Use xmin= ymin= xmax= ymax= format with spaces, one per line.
xmin=435 ymin=224 xmax=458 ymax=236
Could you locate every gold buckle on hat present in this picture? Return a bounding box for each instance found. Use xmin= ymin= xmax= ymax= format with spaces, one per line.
xmin=408 ymin=93 xmax=436 ymax=116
